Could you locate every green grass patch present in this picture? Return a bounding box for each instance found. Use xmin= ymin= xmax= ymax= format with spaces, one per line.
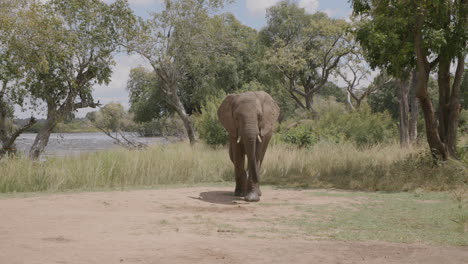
xmin=283 ymin=191 xmax=468 ymax=246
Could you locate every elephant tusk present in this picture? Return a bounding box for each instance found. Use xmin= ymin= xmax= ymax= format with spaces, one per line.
xmin=257 ymin=135 xmax=262 ymax=143
xmin=237 ymin=136 xmax=241 ymax=143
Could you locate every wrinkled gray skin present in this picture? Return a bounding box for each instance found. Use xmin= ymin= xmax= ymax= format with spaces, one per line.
xmin=218 ymin=91 xmax=280 ymax=202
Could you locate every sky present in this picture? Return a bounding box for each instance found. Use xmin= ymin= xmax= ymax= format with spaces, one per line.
xmin=19 ymin=0 xmax=353 ymax=119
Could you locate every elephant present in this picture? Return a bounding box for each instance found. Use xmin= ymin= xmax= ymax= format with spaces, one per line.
xmin=217 ymin=91 xmax=280 ymax=202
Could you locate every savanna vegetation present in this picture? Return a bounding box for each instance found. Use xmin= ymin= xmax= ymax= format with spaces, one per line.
xmin=0 ymin=0 xmax=467 ymax=204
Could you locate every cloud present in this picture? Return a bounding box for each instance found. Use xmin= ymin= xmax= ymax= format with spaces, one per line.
xmin=104 ymin=0 xmax=157 ymax=5
xmin=246 ymin=0 xmax=319 ymax=15
xmin=245 ymin=0 xmax=279 ymax=15
xmin=322 ymin=8 xmax=335 ymax=17
xmin=298 ymin=0 xmax=319 ymax=14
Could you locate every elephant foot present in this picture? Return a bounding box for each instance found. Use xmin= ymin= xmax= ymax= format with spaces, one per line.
xmin=234 ymin=189 xmax=246 ymax=197
xmin=244 ymin=192 xmax=260 ymax=202
xmin=251 ymin=183 xmax=261 ymax=196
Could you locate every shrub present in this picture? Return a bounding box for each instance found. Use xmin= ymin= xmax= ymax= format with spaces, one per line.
xmin=278 ymin=97 xmax=397 ymax=147
xmin=280 ymin=122 xmax=319 ymax=147
xmin=136 ymin=116 xmax=186 ymax=137
xmin=460 ymin=109 xmax=468 ymax=134
xmin=196 ymin=93 xmax=229 ymax=146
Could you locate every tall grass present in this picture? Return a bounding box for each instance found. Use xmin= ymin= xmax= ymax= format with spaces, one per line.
xmin=0 ymin=142 xmax=466 ymax=193
xmin=263 ymin=143 xmax=467 ymax=191
xmin=0 ymin=144 xmax=230 ymax=193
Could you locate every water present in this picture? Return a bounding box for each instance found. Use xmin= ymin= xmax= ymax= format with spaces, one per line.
xmin=15 ymin=133 xmax=167 ymax=157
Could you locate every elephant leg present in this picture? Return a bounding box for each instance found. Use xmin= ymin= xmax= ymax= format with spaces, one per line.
xmin=231 ymin=140 xmax=247 ymax=197
xmin=252 ymin=132 xmax=272 ymax=197
xmin=245 ymin=151 xmax=261 ymax=202
xmin=245 ymin=173 xmax=260 ymax=202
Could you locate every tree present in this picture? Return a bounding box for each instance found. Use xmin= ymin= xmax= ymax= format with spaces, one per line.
xmin=337 ymin=47 xmax=384 ymax=110
xmin=0 ymin=0 xmax=37 ymax=157
xmin=127 ymin=67 xmax=171 ymax=122
xmin=352 ymin=0 xmax=467 ymax=159
xmin=178 ymin=13 xmax=259 ymax=114
xmin=88 ymin=103 xmax=144 ymax=149
xmin=123 ymin=0 xmax=225 ymax=145
xmin=123 ymin=2 xmax=259 ymax=145
xmin=316 ymin=82 xmax=347 ymax=104
xmin=396 ymin=70 xmax=419 ymax=147
xmin=15 ymin=0 xmax=131 ymax=159
xmin=261 ymin=1 xmax=351 ymax=114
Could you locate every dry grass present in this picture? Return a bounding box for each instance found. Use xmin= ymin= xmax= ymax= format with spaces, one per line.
xmin=0 ymin=142 xmax=466 ymax=193
xmin=263 ymin=142 xmax=467 ymax=191
xmin=0 ymin=144 xmax=230 ymax=193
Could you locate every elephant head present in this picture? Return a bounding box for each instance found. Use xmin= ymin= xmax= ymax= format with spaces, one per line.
xmin=218 ymin=91 xmax=280 ymax=202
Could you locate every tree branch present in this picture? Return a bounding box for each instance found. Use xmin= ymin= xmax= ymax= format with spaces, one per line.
xmin=1 ymin=117 xmax=36 ymax=155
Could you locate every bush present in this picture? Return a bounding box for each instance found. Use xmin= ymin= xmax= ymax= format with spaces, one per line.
xmin=136 ymin=116 xmax=186 ymax=137
xmin=278 ymin=97 xmax=397 ymax=147
xmin=87 ymin=103 xmax=137 ymax=132
xmin=196 ymin=93 xmax=229 ymax=146
xmin=280 ymin=122 xmax=319 ymax=147
xmin=460 ymin=109 xmax=468 ymax=134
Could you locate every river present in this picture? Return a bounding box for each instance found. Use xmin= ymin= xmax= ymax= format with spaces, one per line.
xmin=15 ymin=133 xmax=167 ymax=157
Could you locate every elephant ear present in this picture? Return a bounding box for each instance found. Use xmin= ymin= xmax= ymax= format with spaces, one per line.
xmin=217 ymin=94 xmax=237 ymax=137
xmin=257 ymin=91 xmax=280 ymax=137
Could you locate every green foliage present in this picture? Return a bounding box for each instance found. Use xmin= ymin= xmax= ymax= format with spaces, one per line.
xmin=316 ymin=82 xmax=347 ymax=104
xmin=127 ymin=67 xmax=171 ymax=122
xmin=196 ymin=93 xmax=228 ymax=146
xmin=280 ymin=124 xmax=319 ymax=148
xmin=278 ymin=97 xmax=397 ymax=147
xmin=460 ymin=109 xmax=468 ymax=134
xmin=367 ymin=78 xmax=399 ymax=119
xmin=462 ymin=69 xmax=468 ymax=110
xmin=88 ymin=103 xmax=136 ymax=133
xmin=261 ymin=1 xmax=351 ymax=111
xmin=136 ymin=116 xmax=186 ymax=137
xmin=18 ymin=0 xmax=131 ymax=107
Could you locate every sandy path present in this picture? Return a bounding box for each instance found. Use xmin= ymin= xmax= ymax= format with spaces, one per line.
xmin=0 ymin=187 xmax=466 ymax=264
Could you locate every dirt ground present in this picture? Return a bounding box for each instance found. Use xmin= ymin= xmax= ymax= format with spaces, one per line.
xmin=0 ymin=186 xmax=467 ymax=264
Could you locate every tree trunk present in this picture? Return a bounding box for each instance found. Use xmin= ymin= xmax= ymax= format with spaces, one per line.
xmin=29 ymin=113 xmax=58 ymax=159
xmin=168 ymin=84 xmax=196 ymax=145
xmin=1 ymin=117 xmax=36 ymax=157
xmin=415 ymin=67 xmax=448 ymax=159
xmin=438 ymin=57 xmax=451 ymax=145
xmin=398 ymin=79 xmax=410 ymax=147
xmin=409 ymin=69 xmax=419 ymax=143
xmin=0 ymin=93 xmax=9 ymax=146
xmin=346 ymin=90 xmax=355 ymax=111
xmin=305 ymin=93 xmax=318 ymax=117
xmin=1 ymin=85 xmax=37 ymax=157
xmin=414 ymin=15 xmax=448 ymax=160
xmin=446 ymin=55 xmax=465 ymax=157
xmin=355 ymin=98 xmax=363 ymax=109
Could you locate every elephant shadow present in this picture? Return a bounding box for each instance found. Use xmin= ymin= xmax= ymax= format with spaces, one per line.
xmin=192 ymin=191 xmax=244 ymax=205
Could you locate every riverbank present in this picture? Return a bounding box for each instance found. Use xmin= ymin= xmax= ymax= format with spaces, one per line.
xmin=15 ymin=132 xmax=165 ymax=156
